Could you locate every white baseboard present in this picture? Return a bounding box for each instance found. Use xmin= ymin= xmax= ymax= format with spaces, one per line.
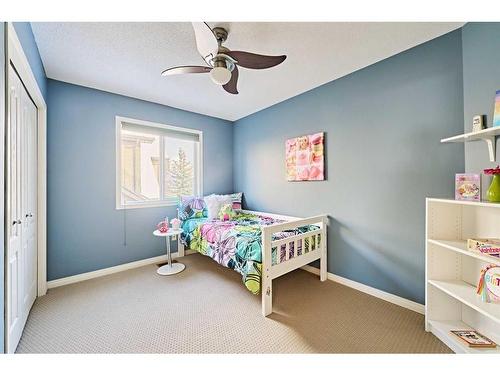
xmin=301 ymin=265 xmax=424 ymax=315
xmin=47 ymin=251 xmax=195 ymax=289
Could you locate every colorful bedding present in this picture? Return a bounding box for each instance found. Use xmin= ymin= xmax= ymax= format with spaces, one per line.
xmin=180 ymin=212 xmax=320 ymax=294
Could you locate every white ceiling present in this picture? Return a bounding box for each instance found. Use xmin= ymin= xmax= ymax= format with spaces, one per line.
xmin=31 ymin=22 xmax=464 ymax=121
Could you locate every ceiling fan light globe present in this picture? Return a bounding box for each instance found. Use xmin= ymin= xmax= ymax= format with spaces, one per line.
xmin=210 ymin=67 xmax=232 ymax=85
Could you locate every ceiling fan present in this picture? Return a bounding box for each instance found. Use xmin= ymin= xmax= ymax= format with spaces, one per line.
xmin=161 ymin=22 xmax=287 ymax=95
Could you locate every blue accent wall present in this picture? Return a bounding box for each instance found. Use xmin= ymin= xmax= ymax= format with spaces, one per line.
xmin=233 ymin=30 xmax=465 ymax=304
xmin=462 ymin=23 xmax=500 ymax=184
xmin=12 ymin=22 xmax=47 ymax=100
xmin=47 ymin=79 xmax=233 ymax=280
xmin=1 ymin=22 xmax=5 ymax=354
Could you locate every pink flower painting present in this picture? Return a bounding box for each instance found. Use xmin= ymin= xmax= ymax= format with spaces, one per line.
xmin=286 ymin=132 xmax=324 ymax=181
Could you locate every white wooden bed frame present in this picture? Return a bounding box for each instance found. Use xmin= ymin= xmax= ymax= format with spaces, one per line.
xmin=177 ymin=210 xmax=328 ymax=316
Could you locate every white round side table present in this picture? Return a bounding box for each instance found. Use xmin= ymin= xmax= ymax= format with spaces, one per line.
xmin=153 ymin=229 xmax=185 ymax=275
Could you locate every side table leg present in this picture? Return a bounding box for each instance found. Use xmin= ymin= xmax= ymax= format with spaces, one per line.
xmin=166 ymin=237 xmax=172 ymax=268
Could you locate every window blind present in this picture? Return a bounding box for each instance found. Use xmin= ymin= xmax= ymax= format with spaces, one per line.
xmin=121 ymin=121 xmax=200 ymax=142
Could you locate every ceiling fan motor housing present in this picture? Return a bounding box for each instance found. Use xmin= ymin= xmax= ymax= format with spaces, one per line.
xmin=212 ymin=55 xmax=235 ymax=72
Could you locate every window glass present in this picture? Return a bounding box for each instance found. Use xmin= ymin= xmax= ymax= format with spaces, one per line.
xmin=121 ymin=129 xmax=160 ymax=203
xmin=164 ymin=137 xmax=196 ymax=199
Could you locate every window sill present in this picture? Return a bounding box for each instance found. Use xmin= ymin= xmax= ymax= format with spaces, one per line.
xmin=116 ymin=201 xmax=178 ymax=210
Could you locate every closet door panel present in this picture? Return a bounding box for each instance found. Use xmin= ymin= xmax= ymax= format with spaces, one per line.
xmin=6 ymin=66 xmax=24 ymax=353
xmin=6 ymin=65 xmax=38 ymax=353
xmin=22 ymin=90 xmax=38 ymax=311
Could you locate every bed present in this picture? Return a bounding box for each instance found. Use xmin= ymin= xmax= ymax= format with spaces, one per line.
xmin=177 ymin=209 xmax=328 ymax=316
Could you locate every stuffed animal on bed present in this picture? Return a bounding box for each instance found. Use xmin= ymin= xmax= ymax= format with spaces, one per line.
xmin=218 ymin=204 xmax=235 ymax=221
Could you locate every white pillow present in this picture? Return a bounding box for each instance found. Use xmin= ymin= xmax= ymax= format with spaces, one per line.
xmin=204 ymin=194 xmax=233 ymax=220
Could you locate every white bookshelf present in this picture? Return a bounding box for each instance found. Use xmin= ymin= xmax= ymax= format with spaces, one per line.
xmin=426 ymin=198 xmax=500 ymax=353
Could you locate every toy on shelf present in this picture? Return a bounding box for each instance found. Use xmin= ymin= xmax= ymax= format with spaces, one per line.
xmin=170 ymin=218 xmax=181 ymax=231
xmin=156 ymin=217 xmax=169 ymax=233
xmin=477 ymin=265 xmax=500 ymax=303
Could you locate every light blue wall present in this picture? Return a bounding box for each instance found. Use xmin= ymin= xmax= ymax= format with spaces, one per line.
xmin=12 ymin=22 xmax=47 ymax=100
xmin=1 ymin=22 xmax=5 ymax=354
xmin=233 ymin=30 xmax=465 ymax=304
xmin=462 ymin=23 xmax=500 ymax=191
xmin=47 ymin=79 xmax=233 ymax=280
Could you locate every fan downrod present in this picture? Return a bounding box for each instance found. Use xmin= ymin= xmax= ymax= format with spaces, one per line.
xmin=212 ymin=27 xmax=228 ymax=44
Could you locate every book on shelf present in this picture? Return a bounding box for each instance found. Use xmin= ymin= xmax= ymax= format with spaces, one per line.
xmin=450 ymin=330 xmax=497 ymax=348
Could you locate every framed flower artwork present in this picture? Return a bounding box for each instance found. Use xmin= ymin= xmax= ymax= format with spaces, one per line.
xmin=286 ymin=132 xmax=324 ymax=181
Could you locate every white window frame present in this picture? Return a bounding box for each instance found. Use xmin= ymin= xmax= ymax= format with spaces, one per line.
xmin=115 ymin=116 xmax=203 ymax=210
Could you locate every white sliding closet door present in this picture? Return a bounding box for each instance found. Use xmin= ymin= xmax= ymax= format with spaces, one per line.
xmin=6 ymin=65 xmax=38 ymax=354
xmin=6 ymin=65 xmax=23 ymax=354
xmin=21 ymin=79 xmax=38 ymax=318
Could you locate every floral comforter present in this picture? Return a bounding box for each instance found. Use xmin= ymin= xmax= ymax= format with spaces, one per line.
xmin=180 ymin=212 xmax=319 ymax=294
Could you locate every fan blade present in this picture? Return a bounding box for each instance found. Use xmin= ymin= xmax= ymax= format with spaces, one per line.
xmin=225 ymin=51 xmax=286 ymax=69
xmin=223 ymin=66 xmax=239 ymax=95
xmin=161 ymin=66 xmax=211 ymax=76
xmin=192 ymin=22 xmax=219 ymax=62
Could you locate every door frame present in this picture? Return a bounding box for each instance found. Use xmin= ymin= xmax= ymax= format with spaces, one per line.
xmin=6 ymin=22 xmax=47 ymax=303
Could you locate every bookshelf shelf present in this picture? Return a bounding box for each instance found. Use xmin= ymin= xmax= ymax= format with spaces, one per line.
xmin=427 ymin=320 xmax=500 ymax=354
xmin=428 ymin=279 xmax=500 ymax=325
xmin=427 ymin=239 xmax=500 ymax=267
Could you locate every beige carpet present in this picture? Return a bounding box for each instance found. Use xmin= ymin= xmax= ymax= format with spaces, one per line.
xmin=16 ymin=253 xmax=451 ymax=353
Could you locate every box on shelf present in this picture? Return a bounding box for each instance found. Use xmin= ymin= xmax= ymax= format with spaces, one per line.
xmin=455 ymin=174 xmax=481 ymax=202
xmin=467 ymin=238 xmax=500 ymax=258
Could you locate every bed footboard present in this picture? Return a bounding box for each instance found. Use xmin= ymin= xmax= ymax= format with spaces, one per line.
xmin=261 ymin=214 xmax=328 ymax=317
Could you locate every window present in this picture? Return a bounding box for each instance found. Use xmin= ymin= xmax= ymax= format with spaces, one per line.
xmin=116 ymin=116 xmax=202 ymax=209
